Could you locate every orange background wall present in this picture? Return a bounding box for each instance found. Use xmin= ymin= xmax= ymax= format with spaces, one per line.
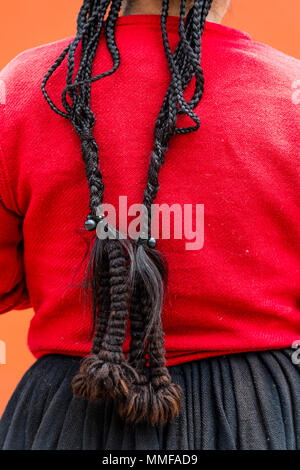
xmin=0 ymin=0 xmax=299 ymax=416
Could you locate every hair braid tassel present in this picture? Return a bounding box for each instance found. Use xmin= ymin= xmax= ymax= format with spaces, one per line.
xmin=118 ymin=279 xmax=152 ymax=424
xmin=73 ymin=234 xmax=139 ymax=402
xmin=71 ymin=235 xmax=111 ymax=399
xmin=118 ymin=263 xmax=182 ymax=426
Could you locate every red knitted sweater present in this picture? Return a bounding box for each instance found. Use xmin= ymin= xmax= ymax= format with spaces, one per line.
xmin=0 ymin=15 xmax=299 ymax=365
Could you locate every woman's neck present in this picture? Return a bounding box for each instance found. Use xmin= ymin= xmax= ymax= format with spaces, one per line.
xmin=122 ymin=1 xmax=223 ymax=24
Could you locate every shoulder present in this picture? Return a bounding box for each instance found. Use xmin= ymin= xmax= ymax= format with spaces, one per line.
xmin=0 ymin=38 xmax=74 ymax=212
xmin=246 ymin=41 xmax=300 ymax=122
xmin=217 ymin=36 xmax=300 ymax=122
xmin=0 ymin=37 xmax=73 ymax=118
xmin=248 ymin=39 xmax=300 ymax=77
xmin=208 ymin=25 xmax=300 ymax=112
xmin=237 ymin=38 xmax=300 ymax=95
xmin=0 ymin=36 xmax=73 ymax=85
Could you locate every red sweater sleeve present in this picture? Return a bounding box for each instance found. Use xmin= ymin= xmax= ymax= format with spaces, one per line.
xmin=0 ymin=142 xmax=31 ymax=313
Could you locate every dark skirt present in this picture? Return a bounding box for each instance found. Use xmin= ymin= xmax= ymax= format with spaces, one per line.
xmin=1 ymin=349 xmax=300 ymax=450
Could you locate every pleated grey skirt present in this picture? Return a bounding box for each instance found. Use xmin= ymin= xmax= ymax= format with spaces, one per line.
xmin=1 ymin=349 xmax=300 ymax=450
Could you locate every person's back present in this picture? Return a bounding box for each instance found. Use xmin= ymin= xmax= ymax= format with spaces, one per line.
xmin=0 ymin=0 xmax=300 ymax=451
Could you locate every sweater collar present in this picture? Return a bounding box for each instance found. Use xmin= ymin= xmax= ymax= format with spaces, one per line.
xmin=117 ymin=14 xmax=251 ymax=41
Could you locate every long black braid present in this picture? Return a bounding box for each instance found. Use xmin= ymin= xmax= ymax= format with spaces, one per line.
xmin=42 ymin=0 xmax=213 ymax=425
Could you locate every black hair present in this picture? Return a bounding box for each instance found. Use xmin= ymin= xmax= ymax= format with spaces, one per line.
xmin=42 ymin=0 xmax=212 ymax=425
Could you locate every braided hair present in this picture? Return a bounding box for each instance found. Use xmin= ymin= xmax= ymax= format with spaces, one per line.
xmin=42 ymin=0 xmax=213 ymax=425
